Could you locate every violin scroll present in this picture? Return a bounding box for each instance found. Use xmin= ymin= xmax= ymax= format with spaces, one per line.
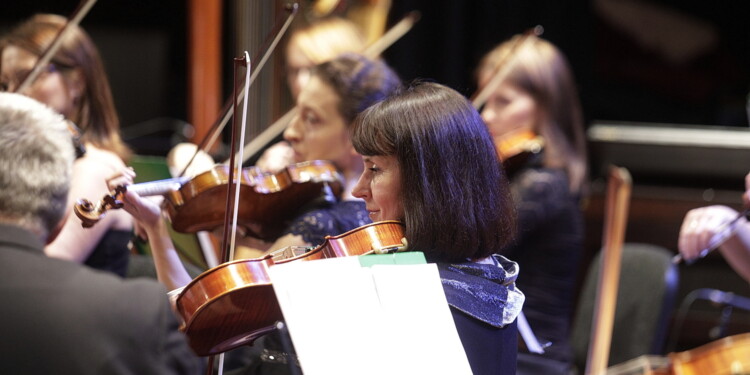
xmin=73 ymin=185 xmax=125 ymax=228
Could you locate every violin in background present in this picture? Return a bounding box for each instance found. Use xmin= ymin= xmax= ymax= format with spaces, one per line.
xmin=75 ymin=160 xmax=343 ymax=241
xmin=494 ymin=129 xmax=545 ymax=176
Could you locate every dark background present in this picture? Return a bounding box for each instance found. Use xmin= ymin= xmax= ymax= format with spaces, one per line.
xmin=2 ymin=0 xmax=748 ymax=139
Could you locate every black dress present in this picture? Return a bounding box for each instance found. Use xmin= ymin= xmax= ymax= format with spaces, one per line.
xmin=84 ymin=229 xmax=132 ymax=277
xmin=504 ymin=155 xmax=584 ymax=373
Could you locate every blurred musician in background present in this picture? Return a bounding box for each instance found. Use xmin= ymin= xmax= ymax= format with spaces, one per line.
xmin=255 ymin=16 xmax=367 ymax=173
xmin=350 ymin=81 xmax=523 ymax=374
xmin=108 ymin=53 xmax=401 ymax=290
xmin=0 ymin=14 xmax=134 ymax=277
xmin=475 ymin=34 xmax=588 ymax=374
xmin=284 ymin=16 xmax=366 ymax=100
xmin=678 ymin=171 xmax=750 ymax=283
xmin=0 ymin=92 xmax=200 ymax=374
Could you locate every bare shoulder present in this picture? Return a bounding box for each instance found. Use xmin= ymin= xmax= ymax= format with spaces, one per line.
xmin=74 ymin=144 xmax=126 ymax=177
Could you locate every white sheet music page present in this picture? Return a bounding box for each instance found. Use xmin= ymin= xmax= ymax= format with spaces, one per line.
xmin=268 ymin=256 xmax=472 ymax=375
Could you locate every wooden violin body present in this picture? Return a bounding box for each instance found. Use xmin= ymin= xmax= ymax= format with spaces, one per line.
xmin=271 ymin=219 xmax=407 ymax=263
xmin=606 ymin=333 xmax=750 ymax=375
xmin=74 ymin=160 xmax=343 ymax=240
xmin=176 ymin=256 xmax=281 ymax=356
xmin=164 ymin=160 xmax=343 ymax=240
xmin=176 ymin=220 xmax=407 ymax=356
xmin=669 ymin=333 xmax=750 ymax=375
xmin=495 ymin=130 xmax=544 ymax=176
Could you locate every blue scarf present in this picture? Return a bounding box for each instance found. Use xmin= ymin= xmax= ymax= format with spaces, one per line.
xmin=437 ymin=254 xmax=524 ymax=328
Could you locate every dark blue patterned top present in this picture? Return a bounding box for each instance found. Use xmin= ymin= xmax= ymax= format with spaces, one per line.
xmin=282 ymin=200 xmax=370 ymax=246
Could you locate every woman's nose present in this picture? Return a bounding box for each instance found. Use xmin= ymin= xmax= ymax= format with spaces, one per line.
xmin=351 ymin=173 xmax=369 ymax=200
xmin=481 ymin=107 xmax=495 ymax=125
xmin=283 ymin=114 xmax=302 ymax=142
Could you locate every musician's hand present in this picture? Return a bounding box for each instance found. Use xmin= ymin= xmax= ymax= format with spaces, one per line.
xmin=678 ymin=205 xmax=739 ymax=262
xmin=743 ymin=172 xmax=750 ymax=208
xmin=106 ymin=166 xmax=136 ymax=189
xmin=105 ymin=168 xmax=164 ymax=232
xmin=255 ymin=141 xmax=295 ymax=173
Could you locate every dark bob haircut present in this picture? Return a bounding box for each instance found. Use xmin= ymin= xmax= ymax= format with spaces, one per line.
xmin=351 ymin=82 xmax=516 ymax=262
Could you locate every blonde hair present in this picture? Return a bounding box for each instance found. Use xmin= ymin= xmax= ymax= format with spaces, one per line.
xmin=287 ymin=17 xmax=366 ymax=65
xmin=477 ymin=35 xmax=587 ymax=194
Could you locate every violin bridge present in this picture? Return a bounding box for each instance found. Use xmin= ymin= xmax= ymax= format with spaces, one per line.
xmin=270 ymin=246 xmax=313 ymax=262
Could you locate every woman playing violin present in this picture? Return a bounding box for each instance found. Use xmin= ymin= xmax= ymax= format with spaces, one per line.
xmin=108 ymin=53 xmax=400 ymax=289
xmin=350 ymin=81 xmax=523 ymax=374
xmin=107 ymin=53 xmax=400 ymax=372
xmin=0 ymin=14 xmax=133 ymax=277
xmin=475 ymin=35 xmax=588 ymax=374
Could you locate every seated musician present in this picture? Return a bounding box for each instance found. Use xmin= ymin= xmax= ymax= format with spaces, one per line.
xmin=678 ymin=171 xmax=750 ymax=283
xmin=222 ymin=82 xmax=524 ymax=375
xmin=349 ymin=81 xmax=523 ymax=374
xmin=107 ymin=54 xmax=400 ymax=372
xmin=108 ymin=53 xmax=401 ymax=291
xmin=475 ymin=34 xmax=588 ymax=374
xmin=1 ymin=14 xmax=134 ymax=277
xmin=0 ymin=92 xmax=201 ymax=374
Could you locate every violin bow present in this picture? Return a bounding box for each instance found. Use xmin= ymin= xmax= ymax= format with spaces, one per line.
xmin=14 ymin=0 xmax=98 ymax=93
xmin=219 ymin=52 xmax=252 ymax=263
xmin=226 ymin=10 xmax=422 ymax=165
xmin=177 ymin=3 xmax=299 ymax=178
xmin=470 ymin=25 xmax=543 ymax=110
xmin=202 ymin=51 xmax=251 ymax=375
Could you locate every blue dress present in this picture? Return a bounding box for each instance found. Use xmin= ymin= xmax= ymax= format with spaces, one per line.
xmin=282 ymin=200 xmax=371 ymax=246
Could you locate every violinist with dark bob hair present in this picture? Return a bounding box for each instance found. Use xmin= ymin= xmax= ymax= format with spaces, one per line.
xmin=351 ymin=81 xmax=524 ymax=374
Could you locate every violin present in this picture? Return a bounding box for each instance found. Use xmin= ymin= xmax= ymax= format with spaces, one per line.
xmin=669 ymin=333 xmax=750 ymax=375
xmin=495 ymin=130 xmax=544 ymax=176
xmin=75 ymin=160 xmax=343 ymax=240
xmin=606 ymin=333 xmax=750 ymax=375
xmin=164 ymin=160 xmax=343 ymax=240
xmin=176 ymin=220 xmax=407 ymax=356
